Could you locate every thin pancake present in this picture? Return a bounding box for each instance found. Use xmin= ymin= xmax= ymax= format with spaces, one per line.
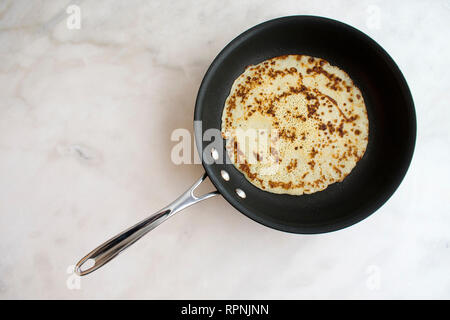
xmin=221 ymin=54 xmax=369 ymax=195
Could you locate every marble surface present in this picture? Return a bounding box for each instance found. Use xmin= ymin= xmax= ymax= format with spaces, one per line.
xmin=0 ymin=0 xmax=449 ymax=299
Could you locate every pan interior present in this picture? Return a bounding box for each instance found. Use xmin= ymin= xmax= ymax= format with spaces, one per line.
xmin=194 ymin=16 xmax=416 ymax=234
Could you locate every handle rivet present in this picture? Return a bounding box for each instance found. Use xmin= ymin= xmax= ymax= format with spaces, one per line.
xmin=220 ymin=170 xmax=230 ymax=181
xmin=235 ymin=188 xmax=246 ymax=198
xmin=211 ymin=148 xmax=219 ymax=161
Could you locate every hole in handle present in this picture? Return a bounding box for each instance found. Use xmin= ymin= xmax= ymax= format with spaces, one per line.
xmin=76 ymin=258 xmax=96 ymax=275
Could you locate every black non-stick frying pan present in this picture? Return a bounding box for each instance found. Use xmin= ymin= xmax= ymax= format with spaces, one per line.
xmin=75 ymin=16 xmax=416 ymax=275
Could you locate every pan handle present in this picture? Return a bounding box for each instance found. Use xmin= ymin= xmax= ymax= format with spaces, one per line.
xmin=74 ymin=172 xmax=219 ymax=276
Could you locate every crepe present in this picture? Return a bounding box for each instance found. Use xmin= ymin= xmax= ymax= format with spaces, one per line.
xmin=221 ymin=54 xmax=369 ymax=195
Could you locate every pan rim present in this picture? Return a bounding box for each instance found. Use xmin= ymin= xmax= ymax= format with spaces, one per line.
xmin=194 ymin=15 xmax=417 ymax=234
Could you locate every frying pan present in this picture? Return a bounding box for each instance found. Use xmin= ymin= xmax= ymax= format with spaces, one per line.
xmin=75 ymin=16 xmax=416 ymax=276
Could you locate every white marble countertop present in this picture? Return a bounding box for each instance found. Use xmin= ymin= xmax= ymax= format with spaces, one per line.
xmin=0 ymin=0 xmax=449 ymax=299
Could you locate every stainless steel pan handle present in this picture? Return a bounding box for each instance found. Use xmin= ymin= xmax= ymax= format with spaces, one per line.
xmin=75 ymin=172 xmax=219 ymax=276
